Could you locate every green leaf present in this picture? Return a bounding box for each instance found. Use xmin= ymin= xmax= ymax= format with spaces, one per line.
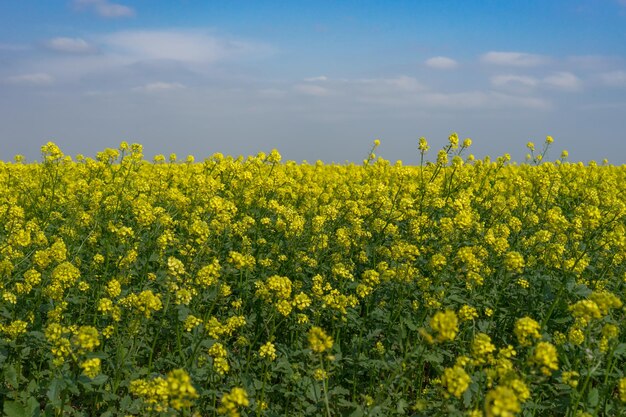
xmin=349 ymin=406 xmax=364 ymax=417
xmin=396 ymin=398 xmax=408 ymax=413
xmin=3 ymin=364 xmax=19 ymax=389
xmin=3 ymin=401 xmax=27 ymax=417
xmin=404 ymin=318 xmax=418 ymax=331
xmin=423 ymin=352 xmax=443 ymax=364
xmin=588 ymin=388 xmax=599 ymax=408
xmin=463 ymin=386 xmax=472 ymax=407
xmin=47 ymin=378 xmax=66 ymax=408
xmin=90 ymin=374 xmax=108 ymax=386
xmin=613 ymin=343 xmax=626 ymax=357
xmin=25 ymin=397 xmax=40 ymax=417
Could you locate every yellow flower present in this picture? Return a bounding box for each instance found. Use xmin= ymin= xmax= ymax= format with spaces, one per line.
xmin=568 ymin=327 xmax=585 ymax=345
xmin=459 ymin=305 xmax=479 ymax=321
xmin=80 ymin=358 xmax=101 ymax=379
xmin=208 ymin=342 xmax=228 ymax=358
xmin=472 ymin=333 xmax=496 ymax=364
xmin=514 ymin=317 xmax=541 ymax=347
xmin=569 ymin=299 xmax=601 ymax=322
xmin=106 ymin=279 xmax=122 ymax=298
xmin=184 ymin=315 xmax=203 ymax=332
xmin=166 ymin=369 xmax=198 ymax=410
xmin=430 ymin=310 xmax=459 ymax=342
xmin=313 ymin=368 xmax=327 ymax=381
xmin=72 ymin=326 xmax=100 ymax=353
xmin=259 ymin=341 xmax=277 ymax=361
xmin=531 ymin=342 xmax=559 ymax=376
xmin=130 ymin=369 xmax=197 ymax=412
xmin=218 ymin=387 xmax=249 ymax=417
xmin=485 ymin=386 xmax=520 ymax=417
xmin=561 ymin=371 xmax=579 ymax=388
xmin=308 ymin=326 xmax=333 ymax=353
xmin=441 ymin=365 xmax=471 ymax=398
xmin=504 ymin=251 xmax=525 ymax=273
xmin=1 ymin=320 xmax=28 ymax=340
xmin=619 ymin=378 xmax=626 ymax=402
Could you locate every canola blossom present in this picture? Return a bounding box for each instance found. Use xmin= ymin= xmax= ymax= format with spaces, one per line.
xmin=0 ymin=137 xmax=626 ymax=416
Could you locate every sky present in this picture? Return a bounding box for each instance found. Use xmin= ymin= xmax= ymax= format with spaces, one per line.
xmin=1 ymin=0 xmax=626 ymax=164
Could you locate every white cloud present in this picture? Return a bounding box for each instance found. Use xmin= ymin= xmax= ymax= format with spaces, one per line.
xmin=45 ymin=37 xmax=96 ymax=54
xmin=257 ymin=88 xmax=287 ymax=99
xmin=304 ymin=76 xmax=328 ymax=82
xmin=543 ymin=72 xmax=582 ymax=91
xmin=293 ymin=84 xmax=334 ymax=96
xmin=291 ymin=75 xmax=547 ymax=111
xmin=425 ymin=56 xmax=458 ymax=70
xmin=481 ymin=51 xmax=549 ymax=67
xmin=132 ymin=82 xmax=186 ymax=93
xmin=599 ymin=70 xmax=626 ymax=87
xmin=357 ymin=76 xmax=424 ymax=93
xmin=567 ymin=55 xmax=623 ymax=70
xmin=417 ymin=91 xmax=551 ymax=110
xmin=491 ymin=74 xmax=538 ymax=88
xmin=0 ymin=43 xmax=30 ymax=51
xmin=492 ymin=72 xmax=582 ymax=93
xmin=5 ymin=73 xmax=54 ymax=85
xmin=73 ymin=0 xmax=135 ymax=18
xmin=0 ymin=29 xmax=274 ymax=90
xmin=101 ymin=30 xmax=271 ymax=64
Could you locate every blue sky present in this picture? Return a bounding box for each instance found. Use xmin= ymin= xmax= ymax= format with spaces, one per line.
xmin=1 ymin=0 xmax=626 ymax=163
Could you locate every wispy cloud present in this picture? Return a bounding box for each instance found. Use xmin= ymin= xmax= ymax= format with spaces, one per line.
xmin=101 ymin=30 xmax=272 ymax=63
xmin=1 ymin=29 xmax=275 ymax=90
xmin=44 ymin=37 xmax=96 ymax=54
xmin=481 ymin=51 xmax=549 ymax=67
xmin=491 ymin=72 xmax=582 ymax=93
xmin=0 ymin=43 xmax=30 ymax=51
xmin=543 ymin=72 xmax=582 ymax=91
xmin=491 ymin=74 xmax=538 ymax=88
xmin=293 ymin=84 xmax=334 ymax=96
xmin=567 ymin=55 xmax=623 ymax=70
xmin=289 ymin=75 xmax=548 ymax=111
xmin=303 ymin=76 xmax=328 ymax=82
xmin=356 ymin=76 xmax=424 ymax=94
xmin=425 ymin=56 xmax=458 ymax=70
xmin=420 ymin=91 xmax=551 ymax=110
xmin=132 ymin=82 xmax=186 ymax=93
xmin=73 ymin=0 xmax=135 ymax=18
xmin=5 ymin=73 xmax=54 ymax=85
xmin=599 ymin=70 xmax=626 ymax=87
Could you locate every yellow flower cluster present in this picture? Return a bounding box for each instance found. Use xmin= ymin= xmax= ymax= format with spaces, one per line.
xmin=130 ymin=369 xmax=198 ymax=411
xmin=531 ymin=342 xmax=559 ymax=376
xmin=119 ymin=289 xmax=163 ymax=318
xmin=472 ymin=333 xmax=496 ymax=365
xmin=308 ymin=326 xmax=334 ymax=353
xmin=0 ymin=320 xmax=28 ymax=340
xmin=441 ymin=365 xmax=471 ymax=398
xmin=430 ymin=310 xmax=459 ymax=343
xmin=218 ymin=387 xmax=249 ymax=417
xmin=259 ymin=341 xmax=277 ymax=361
xmin=514 ymin=317 xmax=541 ymax=347
xmin=2 ymin=139 xmax=626 ymax=415
xmin=80 ymin=358 xmax=101 ymax=379
xmin=208 ymin=342 xmax=230 ymax=375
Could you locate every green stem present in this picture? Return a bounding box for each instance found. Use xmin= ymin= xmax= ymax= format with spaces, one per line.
xmin=319 ymin=354 xmax=332 ymax=417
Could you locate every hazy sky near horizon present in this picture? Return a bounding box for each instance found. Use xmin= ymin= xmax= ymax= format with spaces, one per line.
xmin=1 ymin=0 xmax=626 ymax=164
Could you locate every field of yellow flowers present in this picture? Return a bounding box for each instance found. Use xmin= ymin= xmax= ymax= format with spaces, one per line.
xmin=1 ymin=136 xmax=625 ymax=417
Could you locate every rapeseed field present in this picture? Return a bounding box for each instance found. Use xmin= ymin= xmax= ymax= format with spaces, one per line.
xmin=1 ymin=136 xmax=625 ymax=416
